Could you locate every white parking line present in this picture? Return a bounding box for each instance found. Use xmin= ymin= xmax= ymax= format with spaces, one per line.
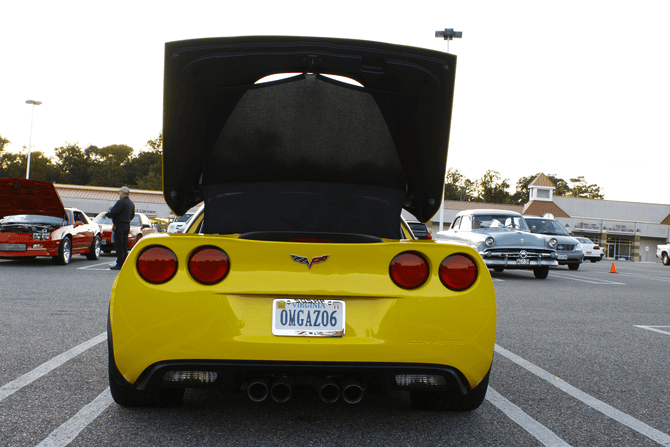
xmin=607 ymin=272 xmax=670 ymax=283
xmin=36 ymin=388 xmax=113 ymax=447
xmin=76 ymin=262 xmax=115 ymax=270
xmin=550 ymin=273 xmax=625 ymax=285
xmin=0 ymin=333 xmax=106 ymax=402
xmin=634 ymin=325 xmax=670 ymax=336
xmin=495 ymin=344 xmax=670 ymax=446
xmin=487 ymin=388 xmax=572 ymax=446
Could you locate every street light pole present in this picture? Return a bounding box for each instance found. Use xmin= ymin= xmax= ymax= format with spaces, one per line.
xmin=435 ymin=29 xmax=462 ymax=231
xmin=25 ymin=99 xmax=42 ymax=179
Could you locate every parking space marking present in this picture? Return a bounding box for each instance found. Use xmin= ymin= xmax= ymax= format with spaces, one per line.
xmin=487 ymin=388 xmax=572 ymax=446
xmin=495 ymin=344 xmax=670 ymax=446
xmin=36 ymin=388 xmax=113 ymax=447
xmin=604 ymin=272 xmax=670 ymax=283
xmin=550 ymin=273 xmax=625 ymax=285
xmin=76 ymin=262 xmax=115 ymax=270
xmin=634 ymin=325 xmax=670 ymax=337
xmin=0 ymin=332 xmax=106 ymax=402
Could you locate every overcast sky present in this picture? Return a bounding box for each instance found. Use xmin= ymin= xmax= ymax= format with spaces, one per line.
xmin=2 ymin=0 xmax=669 ymax=204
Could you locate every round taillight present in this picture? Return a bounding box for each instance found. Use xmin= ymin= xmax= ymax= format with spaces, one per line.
xmin=439 ymin=254 xmax=478 ymax=291
xmin=188 ymin=246 xmax=230 ymax=285
xmin=390 ymin=252 xmax=429 ymax=289
xmin=137 ymin=246 xmax=178 ymax=284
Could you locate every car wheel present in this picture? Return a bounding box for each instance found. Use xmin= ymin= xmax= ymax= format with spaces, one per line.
xmin=86 ymin=235 xmax=101 ymax=260
xmin=568 ymin=263 xmax=580 ymax=271
xmin=410 ymin=368 xmax=490 ymax=411
xmin=590 ymin=260 xmax=596 ymax=263
xmin=663 ymin=253 xmax=670 ymax=266
xmin=493 ymin=267 xmax=504 ymax=273
xmin=53 ymin=237 xmax=72 ymax=265
xmin=533 ymin=266 xmax=549 ymax=279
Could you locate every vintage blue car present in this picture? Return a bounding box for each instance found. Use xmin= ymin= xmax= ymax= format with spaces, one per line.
xmin=435 ymin=209 xmax=558 ymax=279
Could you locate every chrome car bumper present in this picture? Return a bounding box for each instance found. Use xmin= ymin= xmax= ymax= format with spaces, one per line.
xmin=479 ymin=249 xmax=558 ymax=269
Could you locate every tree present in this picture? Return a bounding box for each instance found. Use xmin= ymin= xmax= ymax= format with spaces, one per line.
xmin=0 ymin=134 xmax=10 ymax=152
xmin=86 ymin=144 xmax=134 ymax=187
xmin=511 ymin=172 xmax=604 ymax=203
xmin=477 ymin=170 xmax=512 ymax=204
xmin=124 ymin=150 xmax=162 ymax=189
xmin=24 ymin=151 xmax=59 ymax=182
xmin=53 ymin=143 xmax=90 ymax=185
xmin=123 ymin=132 xmax=163 ymax=190
xmin=567 ymin=176 xmax=604 ymax=199
xmin=0 ymin=151 xmax=24 ymax=178
xmin=444 ymin=168 xmax=478 ymax=202
xmin=145 ymin=132 xmax=163 ymax=153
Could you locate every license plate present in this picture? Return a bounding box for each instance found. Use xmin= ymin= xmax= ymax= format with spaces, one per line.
xmin=102 ymin=239 xmax=107 ymax=245
xmin=272 ymin=299 xmax=345 ymax=337
xmin=558 ymin=254 xmax=568 ymax=260
xmin=516 ymin=258 xmax=529 ymax=265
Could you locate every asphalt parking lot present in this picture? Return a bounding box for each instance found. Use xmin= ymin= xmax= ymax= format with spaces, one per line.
xmin=1 ymin=254 xmax=669 ymax=446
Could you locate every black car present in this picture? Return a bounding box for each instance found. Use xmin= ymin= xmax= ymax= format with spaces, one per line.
xmin=407 ymin=221 xmax=432 ymax=239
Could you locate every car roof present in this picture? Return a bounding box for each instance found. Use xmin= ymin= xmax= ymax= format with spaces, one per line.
xmin=162 ymin=36 xmax=457 ymax=230
xmin=457 ymin=209 xmax=523 ymax=216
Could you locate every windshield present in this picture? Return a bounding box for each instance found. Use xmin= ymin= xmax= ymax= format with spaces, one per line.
xmin=472 ymin=214 xmax=529 ymax=231
xmin=526 ymin=219 xmax=570 ymax=236
xmin=175 ymin=214 xmax=193 ymax=223
xmin=93 ymin=213 xmax=142 ymax=226
xmin=1 ymin=214 xmax=66 ymax=226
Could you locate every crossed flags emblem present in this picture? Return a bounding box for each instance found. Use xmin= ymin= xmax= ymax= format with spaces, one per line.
xmin=290 ymin=254 xmax=330 ymax=269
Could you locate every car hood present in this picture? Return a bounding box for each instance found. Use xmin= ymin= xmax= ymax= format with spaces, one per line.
xmin=0 ymin=178 xmax=66 ymax=220
xmin=483 ymin=229 xmax=548 ymax=248
xmin=163 ymin=36 xmax=457 ymax=226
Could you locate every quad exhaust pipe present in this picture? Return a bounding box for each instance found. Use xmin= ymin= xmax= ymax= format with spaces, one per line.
xmin=246 ymin=376 xmax=365 ymax=404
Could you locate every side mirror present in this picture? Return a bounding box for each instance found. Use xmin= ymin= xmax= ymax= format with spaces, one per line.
xmin=142 ymin=224 xmax=151 ymax=229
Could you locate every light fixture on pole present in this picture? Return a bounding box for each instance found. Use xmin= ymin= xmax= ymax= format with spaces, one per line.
xmin=25 ymin=99 xmax=42 ymax=179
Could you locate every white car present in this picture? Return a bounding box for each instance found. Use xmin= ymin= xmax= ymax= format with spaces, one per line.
xmin=657 ymin=244 xmax=670 ymax=266
xmin=167 ymin=213 xmax=194 ymax=233
xmin=435 ymin=209 xmax=559 ymax=279
xmin=575 ymin=237 xmax=604 ymax=263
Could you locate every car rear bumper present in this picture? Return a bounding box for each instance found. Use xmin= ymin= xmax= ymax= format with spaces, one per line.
xmin=111 ymin=357 xmax=473 ymax=396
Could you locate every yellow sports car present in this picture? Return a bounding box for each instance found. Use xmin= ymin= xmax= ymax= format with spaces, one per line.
xmin=108 ymin=36 xmax=496 ymax=410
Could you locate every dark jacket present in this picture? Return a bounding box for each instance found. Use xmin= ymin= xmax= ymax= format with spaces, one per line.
xmin=107 ymin=197 xmax=135 ymax=225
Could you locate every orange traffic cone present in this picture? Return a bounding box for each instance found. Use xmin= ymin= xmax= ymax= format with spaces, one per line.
xmin=610 ymin=263 xmax=617 ymax=273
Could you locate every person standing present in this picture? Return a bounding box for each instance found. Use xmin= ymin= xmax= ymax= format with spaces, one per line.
xmin=106 ymin=186 xmax=135 ymax=270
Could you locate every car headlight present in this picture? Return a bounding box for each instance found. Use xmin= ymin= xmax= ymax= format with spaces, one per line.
xmin=485 ymin=237 xmax=495 ymax=246
xmin=549 ymin=238 xmax=558 ymax=248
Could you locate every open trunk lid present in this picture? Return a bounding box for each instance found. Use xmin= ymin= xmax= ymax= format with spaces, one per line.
xmin=163 ymin=36 xmax=456 ymax=237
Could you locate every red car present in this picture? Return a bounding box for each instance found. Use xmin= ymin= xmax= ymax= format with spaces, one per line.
xmin=0 ymin=178 xmax=101 ymax=265
xmin=92 ymin=212 xmax=157 ymax=253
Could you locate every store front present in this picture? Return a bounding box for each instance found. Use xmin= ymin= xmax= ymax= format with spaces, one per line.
xmin=605 ymin=237 xmax=633 ymax=261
